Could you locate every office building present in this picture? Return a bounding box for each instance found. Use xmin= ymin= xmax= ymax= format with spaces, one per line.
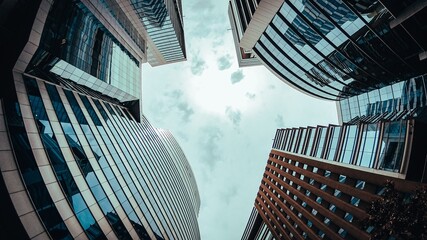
xmin=242 ymin=119 xmax=427 ymax=239
xmin=229 ymin=0 xmax=427 ymax=100
xmin=0 ymin=0 xmax=199 ymax=239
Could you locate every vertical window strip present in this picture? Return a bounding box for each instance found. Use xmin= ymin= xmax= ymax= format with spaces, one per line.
xmin=113 ymin=105 xmax=195 ymax=239
xmin=63 ymin=89 xmax=151 ymax=239
xmin=4 ymin=78 xmax=73 ymax=240
xmin=23 ymin=77 xmax=104 ymax=239
xmin=104 ymin=103 xmax=179 ymax=239
xmin=45 ymin=83 xmax=132 ymax=239
xmin=86 ymin=98 xmax=164 ymax=239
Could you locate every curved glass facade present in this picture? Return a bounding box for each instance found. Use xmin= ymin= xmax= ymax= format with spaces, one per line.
xmin=2 ymin=0 xmax=198 ymax=239
xmin=250 ymin=0 xmax=427 ymax=100
xmin=1 ymin=75 xmax=200 ymax=239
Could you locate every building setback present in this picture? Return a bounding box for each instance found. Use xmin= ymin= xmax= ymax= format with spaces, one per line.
xmin=0 ymin=0 xmax=199 ymax=239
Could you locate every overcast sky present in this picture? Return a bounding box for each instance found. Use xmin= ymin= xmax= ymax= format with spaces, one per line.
xmin=142 ymin=0 xmax=338 ymax=239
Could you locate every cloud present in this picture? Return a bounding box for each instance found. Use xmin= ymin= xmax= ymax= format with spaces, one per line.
xmin=177 ymin=102 xmax=194 ymax=122
xmin=176 ymin=131 xmax=189 ymax=142
xmin=191 ymin=55 xmax=207 ymax=75
xmin=245 ymin=92 xmax=256 ymax=100
xmin=198 ymin=126 xmax=223 ymax=168
xmin=166 ymin=89 xmax=183 ymax=98
xmin=225 ymin=106 xmax=242 ymax=127
xmin=275 ymin=114 xmax=285 ymax=127
xmin=187 ymin=0 xmax=220 ymax=38
xmin=164 ymin=90 xmax=194 ymax=122
xmin=217 ymin=55 xmax=232 ymax=70
xmin=230 ymin=70 xmax=244 ymax=84
xmin=222 ymin=185 xmax=238 ymax=205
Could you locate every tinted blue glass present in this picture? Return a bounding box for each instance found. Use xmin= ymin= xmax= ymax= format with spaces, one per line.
xmin=315 ymin=128 xmax=327 ymax=158
xmin=91 ymin=185 xmax=107 ymax=201
xmin=91 ymin=99 xmax=168 ymax=239
xmin=99 ymin=197 xmax=113 ymax=212
xmin=86 ymin=172 xmax=99 ymax=188
xmin=3 ymin=95 xmax=73 ymax=239
xmin=25 ymin=78 xmax=104 ymax=239
xmin=64 ymin=90 xmax=88 ymax=125
xmin=80 ymin=95 xmax=102 ymax=126
xmin=109 ymin=178 xmax=120 ymax=191
xmin=72 ymin=193 xmax=87 ymax=213
xmin=76 ymin=209 xmax=96 ymax=230
xmin=379 ymin=121 xmax=406 ymax=172
xmin=29 ymin=0 xmax=140 ymax=85
xmin=46 ymin=83 xmax=132 ymax=239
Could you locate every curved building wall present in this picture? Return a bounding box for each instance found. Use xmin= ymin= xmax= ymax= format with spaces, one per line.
xmin=249 ymin=0 xmax=427 ymax=100
xmin=157 ymin=129 xmax=201 ymax=216
xmin=0 ymin=74 xmax=200 ymax=239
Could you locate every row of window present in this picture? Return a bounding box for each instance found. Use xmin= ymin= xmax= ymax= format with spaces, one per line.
xmin=340 ymin=74 xmax=427 ymax=123
xmin=273 ymin=120 xmax=409 ymax=173
xmin=255 ymin=152 xmax=382 ymax=239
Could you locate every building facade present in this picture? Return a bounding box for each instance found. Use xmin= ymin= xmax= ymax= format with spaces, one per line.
xmin=0 ymin=0 xmax=199 ymax=239
xmin=338 ymin=73 xmax=427 ymax=124
xmin=242 ymin=120 xmax=427 ymax=239
xmin=229 ymin=0 xmax=427 ymax=100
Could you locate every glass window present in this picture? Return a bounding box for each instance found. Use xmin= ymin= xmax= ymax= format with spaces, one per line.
xmin=340 ymin=125 xmax=358 ymax=164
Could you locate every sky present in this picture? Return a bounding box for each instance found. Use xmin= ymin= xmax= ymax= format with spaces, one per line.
xmin=142 ymin=0 xmax=338 ymax=239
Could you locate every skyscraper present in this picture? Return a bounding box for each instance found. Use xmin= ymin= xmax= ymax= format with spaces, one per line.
xmin=242 ymin=118 xmax=427 ymax=239
xmin=0 ymin=0 xmax=199 ymax=239
xmin=229 ymin=0 xmax=427 ymax=100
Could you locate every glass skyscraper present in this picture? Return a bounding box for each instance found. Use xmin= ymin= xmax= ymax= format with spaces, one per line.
xmin=229 ymin=0 xmax=427 ymax=100
xmin=0 ymin=0 xmax=199 ymax=239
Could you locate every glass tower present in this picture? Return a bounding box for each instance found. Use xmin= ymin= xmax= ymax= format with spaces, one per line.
xmin=0 ymin=0 xmax=199 ymax=239
xmin=229 ymin=0 xmax=427 ymax=100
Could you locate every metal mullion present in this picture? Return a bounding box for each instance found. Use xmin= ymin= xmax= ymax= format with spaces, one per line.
xmin=343 ymin=1 xmax=414 ymax=70
xmin=132 ymin=117 xmax=195 ymax=240
xmin=47 ymin=83 xmax=130 ymax=238
xmin=110 ymin=106 xmax=183 ymax=240
xmin=72 ymin=95 xmax=155 ymax=239
xmin=123 ymin=113 xmax=192 ymax=240
xmin=95 ymin=101 xmax=168 ymax=239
